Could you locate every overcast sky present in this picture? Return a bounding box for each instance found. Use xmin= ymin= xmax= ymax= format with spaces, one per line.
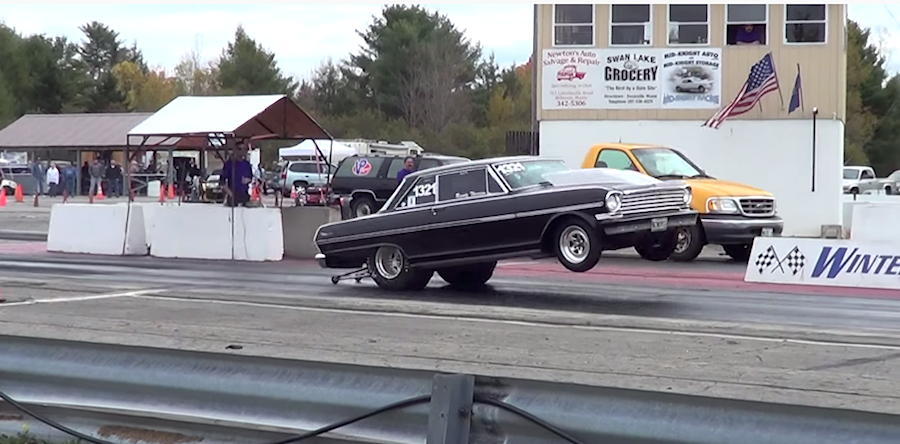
xmin=2 ymin=4 xmax=899 ymax=79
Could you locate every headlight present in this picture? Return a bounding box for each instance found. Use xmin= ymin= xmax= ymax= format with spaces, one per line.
xmin=605 ymin=192 xmax=622 ymax=213
xmin=683 ymin=188 xmax=692 ymax=206
xmin=706 ymin=197 xmax=740 ymax=214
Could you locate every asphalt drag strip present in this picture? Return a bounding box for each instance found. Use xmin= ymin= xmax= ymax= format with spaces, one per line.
xmin=1 ymin=290 xmax=900 ymax=416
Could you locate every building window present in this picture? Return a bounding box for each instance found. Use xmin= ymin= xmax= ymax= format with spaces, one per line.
xmin=785 ymin=4 xmax=826 ymax=44
xmin=726 ymin=4 xmax=767 ymax=45
xmin=668 ymin=5 xmax=709 ymax=45
xmin=553 ymin=4 xmax=594 ymax=46
xmin=610 ymin=4 xmax=651 ymax=46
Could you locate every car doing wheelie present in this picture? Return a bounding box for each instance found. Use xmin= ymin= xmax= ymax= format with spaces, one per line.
xmin=313 ymin=156 xmax=699 ymax=291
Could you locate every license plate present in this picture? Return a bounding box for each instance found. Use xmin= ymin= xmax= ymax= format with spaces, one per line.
xmin=761 ymin=227 xmax=774 ymax=237
xmin=650 ymin=217 xmax=668 ymax=232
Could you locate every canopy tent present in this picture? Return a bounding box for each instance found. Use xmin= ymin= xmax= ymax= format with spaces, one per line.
xmin=279 ymin=139 xmax=357 ymax=162
xmin=124 ymin=94 xmax=333 ymax=204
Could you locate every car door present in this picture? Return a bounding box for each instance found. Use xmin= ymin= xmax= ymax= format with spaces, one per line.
xmin=421 ymin=166 xmax=516 ymax=263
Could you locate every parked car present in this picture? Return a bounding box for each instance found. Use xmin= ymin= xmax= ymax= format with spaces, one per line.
xmin=582 ymin=143 xmax=782 ymax=262
xmin=201 ymin=169 xmax=224 ymax=202
xmin=842 ymin=166 xmax=897 ymax=195
xmin=329 ymin=153 xmax=470 ymax=218
xmin=278 ymin=160 xmax=335 ymax=196
xmin=314 ymin=156 xmax=698 ymax=291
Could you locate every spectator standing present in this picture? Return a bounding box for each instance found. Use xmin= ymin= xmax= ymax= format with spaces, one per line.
xmin=106 ymin=160 xmax=123 ymax=197
xmin=46 ymin=163 xmax=60 ymax=197
xmin=220 ymin=142 xmax=253 ymax=207
xmin=64 ymin=164 xmax=78 ymax=197
xmin=31 ymin=158 xmax=45 ymax=195
xmin=89 ymin=159 xmax=104 ymax=197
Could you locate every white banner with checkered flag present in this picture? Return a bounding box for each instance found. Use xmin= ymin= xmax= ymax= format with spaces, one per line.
xmin=744 ymin=238 xmax=900 ymax=290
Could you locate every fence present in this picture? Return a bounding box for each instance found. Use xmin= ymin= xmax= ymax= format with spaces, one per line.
xmin=1 ymin=334 xmax=899 ymax=444
xmin=505 ymin=131 xmax=539 ymax=156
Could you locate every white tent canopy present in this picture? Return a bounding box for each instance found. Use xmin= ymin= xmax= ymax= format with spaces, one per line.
xmin=279 ymin=139 xmax=356 ymax=162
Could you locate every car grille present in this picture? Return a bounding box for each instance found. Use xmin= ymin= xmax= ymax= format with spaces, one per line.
xmin=620 ymin=188 xmax=686 ymax=215
xmin=739 ymin=198 xmax=775 ymax=216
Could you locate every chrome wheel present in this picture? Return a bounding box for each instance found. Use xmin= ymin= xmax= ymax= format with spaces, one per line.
xmin=674 ymin=227 xmax=691 ymax=254
xmin=559 ymin=226 xmax=590 ymax=264
xmin=374 ymin=246 xmax=403 ymax=279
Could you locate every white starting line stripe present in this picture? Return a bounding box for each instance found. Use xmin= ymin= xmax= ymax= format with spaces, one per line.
xmin=0 ymin=288 xmax=169 ymax=307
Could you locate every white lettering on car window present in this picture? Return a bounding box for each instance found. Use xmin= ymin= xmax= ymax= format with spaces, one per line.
xmin=414 ymin=183 xmax=435 ymax=197
xmin=495 ymin=162 xmax=525 ymax=175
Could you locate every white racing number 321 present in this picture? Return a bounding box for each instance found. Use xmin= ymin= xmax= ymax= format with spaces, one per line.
xmin=495 ymin=162 xmax=525 ymax=176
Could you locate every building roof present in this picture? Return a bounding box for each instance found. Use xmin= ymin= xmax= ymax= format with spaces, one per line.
xmin=127 ymin=94 xmax=331 ymax=140
xmin=0 ymin=113 xmax=178 ymax=150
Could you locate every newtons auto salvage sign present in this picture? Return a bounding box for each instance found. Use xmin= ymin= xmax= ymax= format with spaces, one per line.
xmin=744 ymin=238 xmax=900 ymax=290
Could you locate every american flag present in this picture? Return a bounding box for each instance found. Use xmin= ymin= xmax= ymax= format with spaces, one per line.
xmin=704 ymin=52 xmax=780 ymax=129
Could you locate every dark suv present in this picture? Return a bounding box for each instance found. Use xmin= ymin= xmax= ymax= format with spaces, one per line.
xmin=330 ymin=154 xmax=470 ymax=218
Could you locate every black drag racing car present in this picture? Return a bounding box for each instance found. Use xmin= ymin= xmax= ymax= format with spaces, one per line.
xmin=313 ymin=156 xmax=699 ymax=291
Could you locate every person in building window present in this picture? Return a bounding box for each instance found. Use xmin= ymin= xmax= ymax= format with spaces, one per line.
xmin=735 ymin=24 xmax=762 ymax=45
xmin=396 ymin=156 xmax=416 ymax=184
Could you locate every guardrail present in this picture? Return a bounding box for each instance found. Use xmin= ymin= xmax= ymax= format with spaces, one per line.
xmin=1 ymin=334 xmax=899 ymax=444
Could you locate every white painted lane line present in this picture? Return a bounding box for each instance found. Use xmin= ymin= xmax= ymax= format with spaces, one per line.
xmin=1 ymin=288 xmax=169 ymax=307
xmin=134 ymin=294 xmax=900 ymax=351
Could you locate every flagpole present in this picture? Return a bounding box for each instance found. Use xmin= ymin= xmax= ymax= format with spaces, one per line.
xmin=769 ymin=52 xmax=786 ymax=109
xmin=811 ymin=107 xmax=818 ymax=192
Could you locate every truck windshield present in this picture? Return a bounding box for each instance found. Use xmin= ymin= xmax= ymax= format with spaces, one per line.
xmin=492 ymin=159 xmax=570 ymax=189
xmin=631 ymin=148 xmax=705 ymax=179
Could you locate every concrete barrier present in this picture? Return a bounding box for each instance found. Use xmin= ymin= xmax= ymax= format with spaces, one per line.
xmin=150 ymin=205 xmax=283 ymax=261
xmin=47 ymin=203 xmax=148 ymax=256
xmin=282 ymin=206 xmax=341 ymax=259
xmin=851 ymin=203 xmax=900 ymax=243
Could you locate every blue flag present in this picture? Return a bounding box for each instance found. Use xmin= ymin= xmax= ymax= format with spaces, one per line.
xmin=788 ymin=64 xmax=802 ymax=113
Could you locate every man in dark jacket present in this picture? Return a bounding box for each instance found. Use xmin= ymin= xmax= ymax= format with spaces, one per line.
xmin=106 ymin=160 xmax=123 ymax=197
xmin=220 ymin=142 xmax=253 ymax=207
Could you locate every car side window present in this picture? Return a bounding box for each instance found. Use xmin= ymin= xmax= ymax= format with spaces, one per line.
xmin=335 ymin=157 xmax=384 ymax=178
xmin=418 ymin=159 xmax=440 ymax=170
xmin=386 ymin=158 xmax=406 ymax=179
xmin=597 ymin=149 xmax=637 ymax=171
xmin=396 ymin=174 xmax=437 ymax=209
xmin=437 ymin=168 xmax=488 ymax=202
xmin=861 ymin=169 xmax=875 ymax=179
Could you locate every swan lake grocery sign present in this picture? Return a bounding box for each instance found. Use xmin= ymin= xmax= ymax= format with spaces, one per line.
xmin=541 ymin=48 xmax=722 ymax=111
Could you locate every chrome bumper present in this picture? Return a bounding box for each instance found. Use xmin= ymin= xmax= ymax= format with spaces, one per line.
xmin=314 ymin=253 xmax=326 ymax=268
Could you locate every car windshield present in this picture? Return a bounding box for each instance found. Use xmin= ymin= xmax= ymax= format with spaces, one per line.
xmin=843 ymin=168 xmax=860 ymax=180
xmin=631 ymin=148 xmax=707 ymax=179
xmin=492 ymin=159 xmax=570 ymax=189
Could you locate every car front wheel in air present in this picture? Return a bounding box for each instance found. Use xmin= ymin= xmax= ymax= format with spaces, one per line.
xmin=367 ymin=245 xmax=433 ymax=291
xmin=553 ymin=218 xmax=601 ymax=272
xmin=437 ymin=261 xmax=497 ymax=290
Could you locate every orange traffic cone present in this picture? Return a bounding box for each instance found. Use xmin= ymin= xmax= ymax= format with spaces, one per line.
xmin=159 ymin=183 xmax=166 ymax=204
xmin=290 ymin=187 xmax=298 ymax=200
xmin=14 ymin=184 xmax=23 ymax=203
xmin=251 ymin=183 xmax=259 ymax=201
xmin=167 ymin=184 xmax=175 ymax=200
xmin=96 ymin=183 xmax=105 ymax=200
xmin=0 ymin=187 xmax=6 ymax=207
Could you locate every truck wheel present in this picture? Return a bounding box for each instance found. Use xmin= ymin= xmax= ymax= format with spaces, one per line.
xmin=438 ymin=261 xmax=497 ymax=290
xmin=351 ymin=195 xmax=376 ymax=218
xmin=368 ymin=245 xmax=433 ymax=291
xmin=553 ymin=218 xmax=601 ymax=272
xmin=634 ymin=230 xmax=678 ymax=261
xmin=723 ymin=244 xmax=752 ymax=262
xmin=669 ymin=225 xmax=705 ymax=262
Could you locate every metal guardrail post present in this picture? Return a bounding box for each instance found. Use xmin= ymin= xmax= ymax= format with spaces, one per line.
xmin=426 ymin=374 xmax=475 ymax=444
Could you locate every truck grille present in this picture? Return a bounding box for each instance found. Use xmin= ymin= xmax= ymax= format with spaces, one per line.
xmin=620 ymin=188 xmax=686 ymax=215
xmin=739 ymin=198 xmax=775 ymax=216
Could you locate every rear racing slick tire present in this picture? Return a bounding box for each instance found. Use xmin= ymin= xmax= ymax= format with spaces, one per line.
xmin=552 ymin=217 xmax=601 ymax=272
xmin=634 ymin=230 xmax=679 ymax=262
xmin=368 ymin=245 xmax=433 ymax=291
xmin=437 ymin=261 xmax=497 ymax=290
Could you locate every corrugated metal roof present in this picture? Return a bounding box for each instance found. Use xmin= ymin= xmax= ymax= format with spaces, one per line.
xmin=128 ymin=94 xmax=331 ymax=140
xmin=0 ymin=113 xmax=179 ymax=149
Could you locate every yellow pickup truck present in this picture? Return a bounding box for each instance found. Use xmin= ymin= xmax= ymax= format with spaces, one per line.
xmin=581 ymin=143 xmax=783 ymax=262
